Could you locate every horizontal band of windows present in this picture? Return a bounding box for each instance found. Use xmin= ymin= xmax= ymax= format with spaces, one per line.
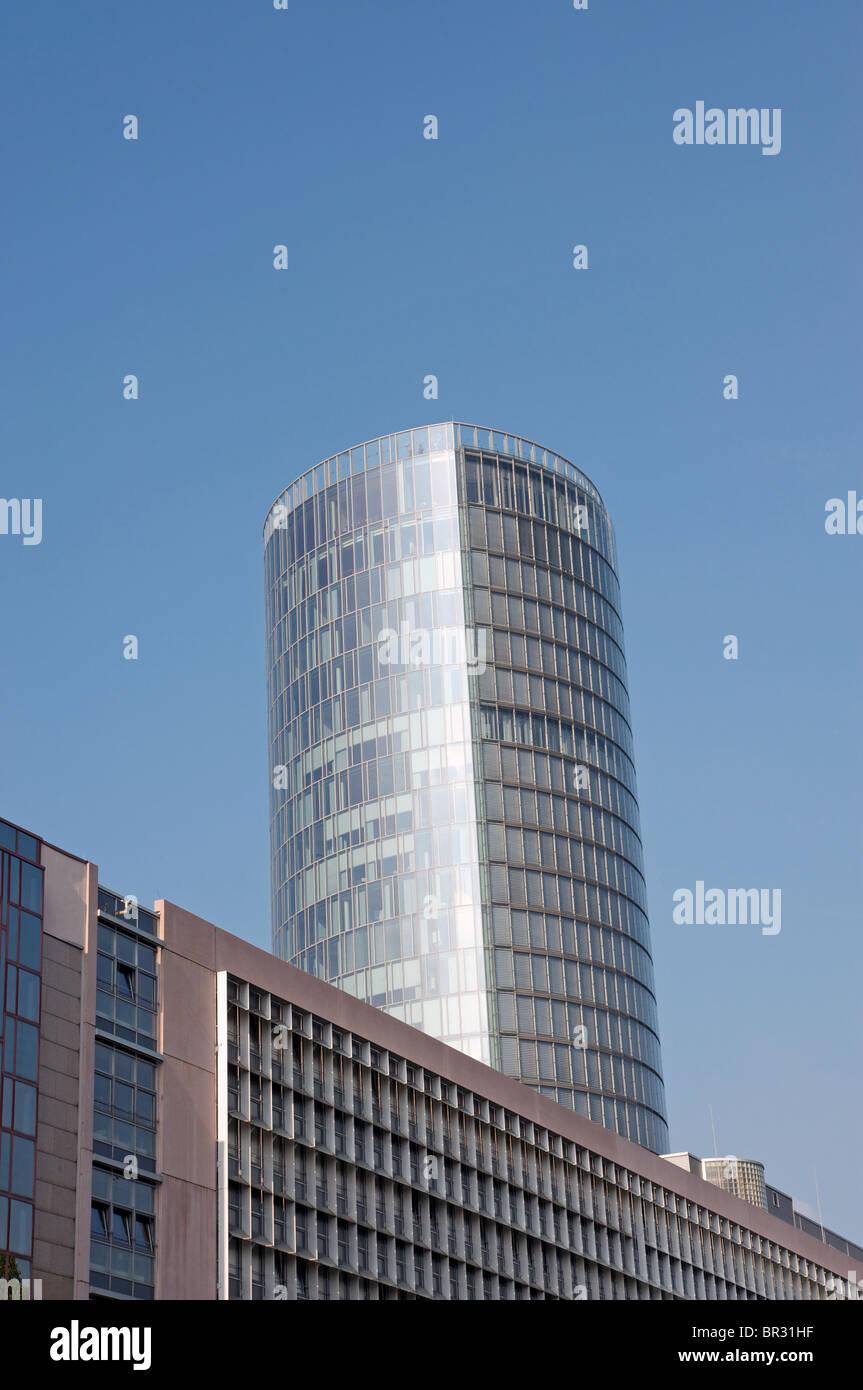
xmin=490 ymin=916 xmax=656 ymax=996
xmin=466 ymin=508 xmax=620 ymax=615
xmin=280 ymin=807 xmax=645 ymax=901
xmin=495 ymin=933 xmax=656 ymax=998
xmin=272 ymin=710 xmax=639 ymax=822
xmin=501 ymin=1033 xmax=666 ymax=1112
xmin=271 ymin=658 xmax=634 ymax=769
xmin=272 ymin=542 xmax=624 ymax=672
xmin=272 ymin=710 xmax=638 ymax=819
xmin=462 ymin=450 xmax=608 ymax=547
xmin=499 ymin=957 xmax=660 ymax=1031
xmin=276 ymin=762 xmax=643 ymax=872
xmin=270 ymin=587 xmax=627 ymax=707
xmin=275 ymin=875 xmax=652 ymax=963
xmin=482 ymin=640 xmax=631 ymax=730
xmin=266 ymin=460 xmax=609 ymax=581
xmin=278 ymin=857 xmax=650 ymax=945
xmin=263 ymin=492 xmax=461 ymax=567
xmin=471 ymin=547 xmax=625 ymax=649
xmin=272 ymin=674 xmax=635 ymax=775
xmin=263 ymin=424 xmax=603 ymax=529
xmin=479 ymin=700 xmax=633 ymax=772
xmin=487 ymin=829 xmax=646 ymax=897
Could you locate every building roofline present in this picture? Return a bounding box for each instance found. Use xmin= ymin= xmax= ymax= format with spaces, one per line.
xmin=260 ymin=419 xmax=604 ymax=538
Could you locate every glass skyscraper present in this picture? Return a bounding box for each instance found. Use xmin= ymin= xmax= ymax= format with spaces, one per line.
xmin=264 ymin=423 xmax=668 ymax=1152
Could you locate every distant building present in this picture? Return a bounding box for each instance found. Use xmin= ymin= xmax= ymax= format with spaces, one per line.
xmin=664 ymin=1152 xmax=863 ymax=1273
xmin=701 ymin=1157 xmax=767 ymax=1210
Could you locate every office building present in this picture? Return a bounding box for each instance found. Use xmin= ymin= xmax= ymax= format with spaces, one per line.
xmin=4 ymin=812 xmax=860 ymax=1302
xmin=703 ymin=1156 xmax=768 ymax=1210
xmin=264 ymin=423 xmax=667 ymax=1151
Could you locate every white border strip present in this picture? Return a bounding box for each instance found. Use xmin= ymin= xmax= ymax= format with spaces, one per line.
xmin=215 ymin=971 xmax=229 ymax=1300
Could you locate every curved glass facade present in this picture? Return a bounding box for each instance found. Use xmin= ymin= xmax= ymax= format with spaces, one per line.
xmin=264 ymin=423 xmax=668 ymax=1152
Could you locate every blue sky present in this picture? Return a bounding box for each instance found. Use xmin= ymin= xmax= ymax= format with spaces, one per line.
xmin=2 ymin=1 xmax=860 ymax=1234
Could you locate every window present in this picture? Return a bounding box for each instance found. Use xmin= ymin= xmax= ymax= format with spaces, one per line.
xmin=295 ymin=1207 xmax=308 ymax=1251
xmin=114 ymin=1082 xmax=134 ymax=1119
xmin=15 ymin=970 xmax=39 ymax=1022
xmin=337 ymin=1221 xmax=349 ymax=1265
xmin=13 ymin=1021 xmax=38 ymax=1081
xmin=111 ymin=1210 xmax=132 ymax=1245
xmin=94 ymin=922 xmax=158 ymax=1044
xmin=250 ymin=1076 xmax=263 ymax=1122
xmin=92 ymin=1043 xmax=158 ymax=1170
xmin=228 ymin=1184 xmax=242 ymax=1233
xmin=89 ymin=1166 xmax=156 ymax=1298
xmin=12 ymin=1082 xmax=37 ymax=1137
xmin=91 ymin=1203 xmax=110 ymax=1239
xmin=116 ymin=964 xmax=135 ymax=1000
xmin=251 ymin=1193 xmax=264 ymax=1238
xmin=228 ymin=1065 xmax=240 ymax=1114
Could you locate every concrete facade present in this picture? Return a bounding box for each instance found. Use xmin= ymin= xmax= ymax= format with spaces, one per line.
xmin=156 ymin=899 xmax=863 ymax=1301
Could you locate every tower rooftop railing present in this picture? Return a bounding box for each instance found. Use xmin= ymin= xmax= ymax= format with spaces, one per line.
xmin=263 ymin=421 xmax=603 ymax=540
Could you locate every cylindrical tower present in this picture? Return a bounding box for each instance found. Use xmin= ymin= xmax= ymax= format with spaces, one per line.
xmin=264 ymin=422 xmax=668 ymax=1151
